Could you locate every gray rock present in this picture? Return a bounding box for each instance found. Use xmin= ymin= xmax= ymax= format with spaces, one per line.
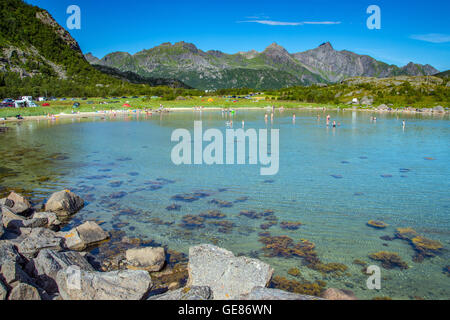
xmin=0 ymin=213 xmax=3 ymax=239
xmin=56 ymin=268 xmax=152 ymax=300
xmin=433 ymin=105 xmax=445 ymax=113
xmin=60 ymin=221 xmax=109 ymax=251
xmin=25 ymin=249 xmax=94 ymax=294
xmin=377 ymin=104 xmax=389 ymax=110
xmin=322 ymin=288 xmax=357 ymax=300
xmin=5 ymin=192 xmax=32 ymax=216
xmin=239 ymin=287 xmax=322 ymax=300
xmin=0 ymin=261 xmax=35 ymax=287
xmin=17 ymin=228 xmax=63 ymax=258
xmin=45 ymin=190 xmax=84 ymax=217
xmin=187 ymin=244 xmax=274 ymax=300
xmin=2 ymin=206 xmax=25 ymax=230
xmin=8 ymin=283 xmax=41 ymax=300
xmin=126 ymin=247 xmax=165 ymax=271
xmin=0 ymin=280 xmax=7 ymax=300
xmin=0 ymin=240 xmax=24 ymax=265
xmin=33 ymin=212 xmax=60 ymax=229
xmin=149 ymin=286 xmax=213 ymax=300
xmin=2 ymin=206 xmax=48 ymax=230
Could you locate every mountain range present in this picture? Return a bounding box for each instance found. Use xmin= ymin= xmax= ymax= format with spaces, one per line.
xmin=86 ymin=41 xmax=440 ymax=90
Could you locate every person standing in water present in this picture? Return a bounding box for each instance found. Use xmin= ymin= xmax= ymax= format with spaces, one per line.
xmin=242 ymin=120 xmax=245 ymax=128
xmin=293 ymin=113 xmax=296 ymax=123
xmin=402 ymin=120 xmax=406 ymax=129
xmin=326 ymin=115 xmax=331 ymax=126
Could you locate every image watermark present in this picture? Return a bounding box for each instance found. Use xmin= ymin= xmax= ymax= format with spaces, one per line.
xmin=66 ymin=5 xmax=81 ymax=30
xmin=171 ymin=121 xmax=279 ymax=176
xmin=65 ymin=265 xmax=81 ymax=290
xmin=366 ymin=265 xmax=381 ymax=290
xmin=366 ymin=5 xmax=381 ymax=30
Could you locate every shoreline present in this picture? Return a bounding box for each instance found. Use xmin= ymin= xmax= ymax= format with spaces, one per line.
xmin=0 ymin=189 xmax=338 ymax=300
xmin=1 ymin=106 xmax=448 ymax=124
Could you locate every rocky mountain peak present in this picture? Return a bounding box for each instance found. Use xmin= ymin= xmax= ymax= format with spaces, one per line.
xmin=318 ymin=42 xmax=334 ymax=51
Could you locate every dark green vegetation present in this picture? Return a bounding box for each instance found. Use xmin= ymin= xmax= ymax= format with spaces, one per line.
xmin=0 ymin=0 xmax=196 ymax=98
xmin=266 ymin=76 xmax=450 ymax=108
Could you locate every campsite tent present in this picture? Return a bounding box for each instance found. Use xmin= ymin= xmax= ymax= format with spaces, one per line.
xmin=42 ymin=103 xmax=50 ymax=107
xmin=123 ymin=104 xmax=131 ymax=108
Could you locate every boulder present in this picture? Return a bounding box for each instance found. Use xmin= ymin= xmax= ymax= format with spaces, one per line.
xmin=33 ymin=212 xmax=61 ymax=229
xmin=56 ymin=268 xmax=152 ymax=300
xmin=433 ymin=105 xmax=445 ymax=113
xmin=25 ymin=249 xmax=94 ymax=294
xmin=0 ymin=280 xmax=7 ymax=300
xmin=8 ymin=283 xmax=41 ymax=300
xmin=17 ymin=228 xmax=63 ymax=258
xmin=2 ymin=207 xmax=48 ymax=230
xmin=149 ymin=286 xmax=213 ymax=300
xmin=5 ymin=192 xmax=32 ymax=216
xmin=322 ymin=288 xmax=357 ymax=300
xmin=60 ymin=221 xmax=109 ymax=251
xmin=377 ymin=104 xmax=389 ymax=110
xmin=239 ymin=287 xmax=321 ymax=300
xmin=126 ymin=247 xmax=165 ymax=271
xmin=187 ymin=244 xmax=274 ymax=300
xmin=0 ymin=240 xmax=24 ymax=265
xmin=0 ymin=213 xmax=3 ymax=239
xmin=44 ymin=190 xmax=84 ymax=217
xmin=0 ymin=261 xmax=35 ymax=288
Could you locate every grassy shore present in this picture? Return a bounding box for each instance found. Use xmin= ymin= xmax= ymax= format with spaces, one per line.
xmin=0 ymin=96 xmax=349 ymax=119
xmin=0 ymin=95 xmax=445 ymax=120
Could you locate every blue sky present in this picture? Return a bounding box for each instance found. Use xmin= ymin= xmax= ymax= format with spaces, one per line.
xmin=27 ymin=0 xmax=450 ymax=70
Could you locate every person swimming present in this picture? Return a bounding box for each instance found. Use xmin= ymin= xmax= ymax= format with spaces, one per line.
xmin=332 ymin=121 xmax=336 ymax=128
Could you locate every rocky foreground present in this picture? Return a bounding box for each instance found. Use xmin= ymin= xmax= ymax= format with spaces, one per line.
xmin=0 ymin=190 xmax=353 ymax=300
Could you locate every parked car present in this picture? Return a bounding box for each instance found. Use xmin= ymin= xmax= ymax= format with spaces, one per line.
xmin=73 ymin=102 xmax=80 ymax=108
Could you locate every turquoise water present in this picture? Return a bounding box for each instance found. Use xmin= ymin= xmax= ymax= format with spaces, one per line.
xmin=0 ymin=110 xmax=449 ymax=300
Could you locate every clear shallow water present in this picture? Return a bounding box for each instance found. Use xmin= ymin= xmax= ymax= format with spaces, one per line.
xmin=0 ymin=110 xmax=449 ymax=300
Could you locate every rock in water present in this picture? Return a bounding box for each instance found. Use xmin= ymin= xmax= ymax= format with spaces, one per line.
xmin=17 ymin=228 xmax=63 ymax=258
xmin=56 ymin=269 xmax=152 ymax=300
xmin=45 ymin=190 xmax=84 ymax=217
xmin=187 ymin=244 xmax=274 ymax=300
xmin=239 ymin=287 xmax=321 ymax=300
xmin=8 ymin=283 xmax=41 ymax=300
xmin=126 ymin=247 xmax=165 ymax=272
xmin=5 ymin=192 xmax=32 ymax=216
xmin=25 ymin=249 xmax=94 ymax=294
xmin=322 ymin=288 xmax=357 ymax=300
xmin=60 ymin=221 xmax=109 ymax=251
xmin=149 ymin=286 xmax=213 ymax=300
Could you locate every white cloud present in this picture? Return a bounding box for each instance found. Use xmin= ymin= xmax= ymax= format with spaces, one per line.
xmin=410 ymin=33 xmax=450 ymax=43
xmin=238 ymin=20 xmax=341 ymax=26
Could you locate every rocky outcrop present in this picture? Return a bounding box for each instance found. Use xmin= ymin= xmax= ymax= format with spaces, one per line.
xmin=56 ymin=269 xmax=152 ymax=300
xmin=239 ymin=287 xmax=321 ymax=300
xmin=187 ymin=244 xmax=274 ymax=300
xmin=149 ymin=286 xmax=213 ymax=300
xmin=126 ymin=247 xmax=165 ymax=271
xmin=45 ymin=190 xmax=84 ymax=217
